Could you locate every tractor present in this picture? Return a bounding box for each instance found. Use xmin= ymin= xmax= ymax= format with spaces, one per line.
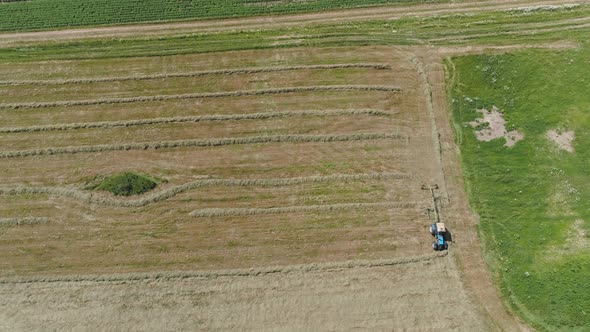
xmin=429 ymin=222 xmax=448 ymax=251
xmin=422 ymin=184 xmax=449 ymax=251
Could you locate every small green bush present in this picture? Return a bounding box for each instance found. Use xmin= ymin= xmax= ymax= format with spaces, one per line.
xmin=94 ymin=172 xmax=158 ymax=196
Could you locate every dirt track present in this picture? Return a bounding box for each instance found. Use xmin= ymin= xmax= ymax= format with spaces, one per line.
xmin=0 ymin=0 xmax=587 ymax=47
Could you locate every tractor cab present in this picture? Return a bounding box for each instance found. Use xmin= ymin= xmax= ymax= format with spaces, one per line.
xmin=429 ymin=222 xmax=448 ymax=251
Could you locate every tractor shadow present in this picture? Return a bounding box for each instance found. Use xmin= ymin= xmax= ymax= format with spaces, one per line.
xmin=443 ymin=229 xmax=453 ymax=243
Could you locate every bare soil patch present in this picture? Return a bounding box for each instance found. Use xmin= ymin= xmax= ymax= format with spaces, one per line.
xmin=470 ymin=106 xmax=524 ymax=147
xmin=546 ymin=128 xmax=575 ymax=152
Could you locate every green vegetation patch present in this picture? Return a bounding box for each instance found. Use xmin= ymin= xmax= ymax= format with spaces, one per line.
xmin=86 ymin=172 xmax=164 ymax=196
xmin=448 ymin=43 xmax=590 ymax=330
xmin=0 ymin=0 xmax=445 ymax=32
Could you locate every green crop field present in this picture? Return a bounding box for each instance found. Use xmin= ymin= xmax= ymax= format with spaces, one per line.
xmin=0 ymin=0 xmax=442 ymax=32
xmin=448 ymin=45 xmax=590 ymax=330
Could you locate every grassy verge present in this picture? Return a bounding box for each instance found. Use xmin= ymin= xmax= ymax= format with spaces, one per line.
xmin=0 ymin=0 xmax=445 ymax=32
xmin=447 ymin=42 xmax=590 ymax=330
xmin=1 ymin=4 xmax=589 ymax=62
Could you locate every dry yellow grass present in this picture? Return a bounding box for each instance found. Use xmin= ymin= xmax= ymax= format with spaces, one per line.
xmin=0 ymin=45 xmax=517 ymax=330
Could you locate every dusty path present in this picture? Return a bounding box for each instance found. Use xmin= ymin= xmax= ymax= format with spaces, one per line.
xmin=0 ymin=0 xmax=587 ymax=47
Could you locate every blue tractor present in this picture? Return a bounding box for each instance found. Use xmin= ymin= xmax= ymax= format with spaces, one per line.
xmin=429 ymin=222 xmax=448 ymax=251
xmin=422 ymin=184 xmax=449 ymax=251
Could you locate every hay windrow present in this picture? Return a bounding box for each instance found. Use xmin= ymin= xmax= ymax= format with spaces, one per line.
xmin=0 ymin=109 xmax=392 ymax=133
xmin=0 ymin=252 xmax=447 ymax=284
xmin=0 ymin=173 xmax=409 ymax=207
xmin=0 ymin=132 xmax=406 ymax=159
xmin=0 ymin=63 xmax=391 ymax=86
xmin=0 ymin=217 xmax=48 ymax=226
xmin=190 ymin=202 xmax=415 ymax=217
xmin=0 ymin=85 xmax=401 ymax=110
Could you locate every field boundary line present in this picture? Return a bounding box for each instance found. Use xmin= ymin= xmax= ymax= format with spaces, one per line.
xmin=0 ymin=85 xmax=401 ymax=110
xmin=0 ymin=252 xmax=448 ymax=284
xmin=0 ymin=109 xmax=392 ymax=133
xmin=190 ymin=202 xmax=415 ymax=217
xmin=0 ymin=132 xmax=406 ymax=159
xmin=0 ymin=217 xmax=48 ymax=226
xmin=0 ymin=63 xmax=391 ymax=86
xmin=0 ymin=173 xmax=410 ymax=207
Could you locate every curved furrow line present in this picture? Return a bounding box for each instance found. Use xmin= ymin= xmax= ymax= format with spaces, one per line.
xmin=0 ymin=63 xmax=391 ymax=86
xmin=0 ymin=85 xmax=401 ymax=110
xmin=0 ymin=109 xmax=393 ymax=134
xmin=0 ymin=173 xmax=410 ymax=207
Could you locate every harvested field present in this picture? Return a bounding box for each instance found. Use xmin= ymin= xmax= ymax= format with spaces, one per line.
xmin=0 ymin=254 xmax=491 ymax=331
xmin=0 ymin=43 xmax=527 ymax=331
xmin=0 ymin=47 xmax=439 ymax=275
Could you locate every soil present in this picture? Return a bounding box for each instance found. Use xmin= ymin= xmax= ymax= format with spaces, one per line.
xmin=546 ymin=129 xmax=575 ymax=152
xmin=470 ymin=106 xmax=524 ymax=147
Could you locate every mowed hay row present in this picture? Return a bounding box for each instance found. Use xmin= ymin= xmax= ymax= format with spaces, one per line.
xmin=0 ymin=207 xmax=420 ymax=277
xmin=0 ymin=68 xmax=400 ymax=105
xmin=1 ymin=90 xmax=400 ymax=127
xmin=0 ymin=85 xmax=401 ymax=110
xmin=0 ymin=140 xmax=409 ymax=186
xmin=0 ymin=252 xmax=447 ymax=284
xmin=0 ymin=109 xmax=392 ymax=134
xmin=0 ymin=133 xmax=406 ymax=159
xmin=1 ymin=116 xmax=403 ymax=151
xmin=0 ymin=217 xmax=48 ymax=226
xmin=0 ymin=46 xmax=409 ymax=79
xmin=0 ymin=63 xmax=392 ymax=86
xmin=190 ymin=202 xmax=416 ymax=217
xmin=0 ymin=173 xmax=409 ymax=207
